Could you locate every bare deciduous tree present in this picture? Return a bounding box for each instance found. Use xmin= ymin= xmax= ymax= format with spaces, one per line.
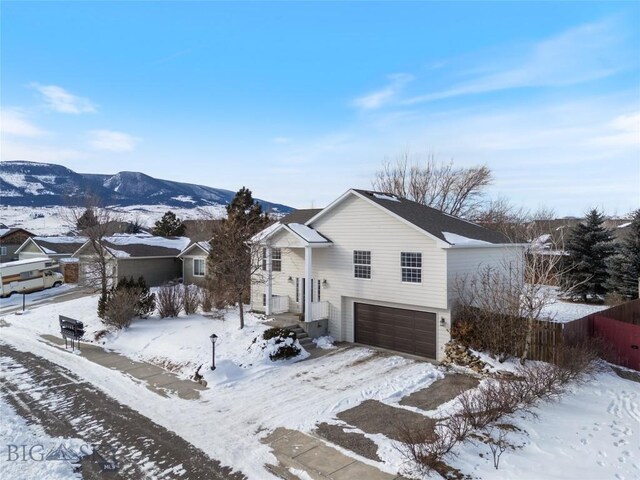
xmin=61 ymin=196 xmax=121 ymax=317
xmin=372 ymin=152 xmax=492 ymax=217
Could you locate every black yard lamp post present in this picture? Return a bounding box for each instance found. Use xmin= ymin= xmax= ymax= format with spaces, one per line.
xmin=209 ymin=333 xmax=218 ymax=371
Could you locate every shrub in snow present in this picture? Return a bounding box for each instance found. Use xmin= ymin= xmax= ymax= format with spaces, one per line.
xmin=200 ymin=287 xmax=214 ymax=312
xmin=182 ymin=284 xmax=201 ymax=315
xmin=134 ymin=276 xmax=156 ymax=317
xmin=157 ymin=283 xmax=182 ymax=318
xmin=103 ymin=288 xmax=139 ymax=329
xmin=102 ymin=276 xmax=155 ymax=328
xmin=398 ymin=341 xmax=602 ymax=476
xmin=261 ymin=327 xmax=301 ymax=361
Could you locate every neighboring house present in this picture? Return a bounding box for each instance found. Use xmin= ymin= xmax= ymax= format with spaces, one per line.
xmin=0 ymin=228 xmax=35 ymax=263
xmin=178 ymin=241 xmax=211 ymax=286
xmin=73 ymin=234 xmax=190 ymax=287
xmin=251 ymin=189 xmax=523 ymax=361
xmin=15 ymin=236 xmax=88 ymax=262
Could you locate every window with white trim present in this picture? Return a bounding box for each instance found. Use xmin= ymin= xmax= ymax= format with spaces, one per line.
xmin=193 ymin=258 xmax=206 ymax=276
xmin=0 ymin=246 xmax=7 ymax=255
xmin=401 ymin=252 xmax=422 ymax=283
xmin=262 ymin=248 xmax=282 ymax=272
xmin=353 ymin=250 xmax=371 ymax=279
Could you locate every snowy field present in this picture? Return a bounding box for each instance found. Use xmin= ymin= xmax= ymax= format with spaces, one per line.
xmin=0 ymin=294 xmax=638 ymax=479
xmin=0 ymin=205 xmax=227 ymax=235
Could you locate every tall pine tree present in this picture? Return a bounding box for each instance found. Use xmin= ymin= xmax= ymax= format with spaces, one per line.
xmin=152 ymin=211 xmax=186 ymax=237
xmin=207 ymin=187 xmax=270 ymax=329
xmin=605 ymin=210 xmax=640 ymax=299
xmin=561 ymin=209 xmax=615 ymax=302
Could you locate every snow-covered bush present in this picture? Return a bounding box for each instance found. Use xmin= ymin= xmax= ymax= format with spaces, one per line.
xmin=261 ymin=327 xmax=301 ymax=361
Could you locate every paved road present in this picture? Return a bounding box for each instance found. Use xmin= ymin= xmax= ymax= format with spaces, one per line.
xmin=0 ymin=343 xmax=244 ymax=480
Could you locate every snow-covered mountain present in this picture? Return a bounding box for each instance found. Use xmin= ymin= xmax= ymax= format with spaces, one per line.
xmin=0 ymin=161 xmax=291 ymax=213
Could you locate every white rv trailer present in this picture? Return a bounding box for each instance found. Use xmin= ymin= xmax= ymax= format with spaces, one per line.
xmin=0 ymin=258 xmax=64 ymax=298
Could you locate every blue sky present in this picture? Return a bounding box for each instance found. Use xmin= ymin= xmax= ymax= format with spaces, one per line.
xmin=1 ymin=1 xmax=639 ymax=215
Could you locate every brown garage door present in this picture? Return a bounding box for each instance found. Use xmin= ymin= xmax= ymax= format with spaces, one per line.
xmin=354 ymin=303 xmax=437 ymax=358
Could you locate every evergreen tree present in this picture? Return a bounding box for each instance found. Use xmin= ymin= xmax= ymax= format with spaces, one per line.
xmin=77 ymin=208 xmax=98 ymax=230
xmin=152 ymin=211 xmax=186 ymax=237
xmin=208 ymin=187 xmax=270 ymax=329
xmin=561 ymin=209 xmax=615 ymax=302
xmin=606 ymin=210 xmax=640 ymax=298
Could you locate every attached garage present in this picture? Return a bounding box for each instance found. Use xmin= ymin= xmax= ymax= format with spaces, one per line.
xmin=354 ymin=303 xmax=437 ymax=358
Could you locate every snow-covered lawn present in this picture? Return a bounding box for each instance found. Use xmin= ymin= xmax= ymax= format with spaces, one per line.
xmin=1 ymin=294 xmax=638 ymax=479
xmin=541 ymin=286 xmax=608 ymax=323
xmin=451 ymin=369 xmax=640 ymax=479
xmin=0 ymin=295 xmax=441 ymax=478
xmin=0 ymin=393 xmax=87 ymax=480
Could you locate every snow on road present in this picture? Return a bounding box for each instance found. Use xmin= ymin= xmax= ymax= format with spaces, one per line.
xmin=0 ymin=392 xmax=85 ymax=480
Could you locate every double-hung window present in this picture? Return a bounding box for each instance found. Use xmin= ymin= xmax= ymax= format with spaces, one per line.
xmin=193 ymin=258 xmax=206 ymax=276
xmin=401 ymin=252 xmax=422 ymax=283
xmin=353 ymin=250 xmax=371 ymax=279
xmin=262 ymin=248 xmax=282 ymax=272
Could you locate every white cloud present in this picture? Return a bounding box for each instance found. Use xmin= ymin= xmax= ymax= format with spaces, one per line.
xmin=0 ymin=109 xmax=47 ymax=137
xmin=588 ymin=112 xmax=640 ymax=148
xmin=351 ymin=73 xmax=413 ymax=110
xmin=402 ymin=19 xmax=628 ymax=105
xmin=88 ymin=129 xmax=140 ymax=152
xmin=30 ymin=83 xmax=97 ymax=114
xmin=0 ymin=139 xmax=84 ymax=162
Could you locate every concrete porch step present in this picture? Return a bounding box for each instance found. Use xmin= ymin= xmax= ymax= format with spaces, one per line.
xmin=299 ymin=337 xmax=315 ymax=349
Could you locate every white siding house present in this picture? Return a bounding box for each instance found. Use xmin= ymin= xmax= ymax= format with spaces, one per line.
xmin=251 ymin=189 xmax=523 ymax=361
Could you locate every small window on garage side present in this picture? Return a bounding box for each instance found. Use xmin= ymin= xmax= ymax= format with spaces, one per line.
xmin=353 ymin=250 xmax=371 ymax=279
xmin=0 ymin=246 xmax=7 ymax=255
xmin=193 ymin=258 xmax=206 ymax=276
xmin=401 ymin=252 xmax=422 ymax=283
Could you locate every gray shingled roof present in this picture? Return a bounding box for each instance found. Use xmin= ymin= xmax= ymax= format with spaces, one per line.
xmin=353 ymin=189 xmax=510 ymax=245
xmin=279 ymin=208 xmax=322 ymax=225
xmin=35 ymin=238 xmax=87 ymax=255
xmin=102 ymin=240 xmax=182 ymax=257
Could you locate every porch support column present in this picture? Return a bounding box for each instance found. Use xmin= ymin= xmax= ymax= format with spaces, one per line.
xmin=304 ymin=245 xmax=312 ymax=322
xmin=265 ymin=246 xmax=272 ymax=315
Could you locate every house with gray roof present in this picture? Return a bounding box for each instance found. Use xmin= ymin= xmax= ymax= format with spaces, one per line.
xmin=178 ymin=241 xmax=212 ymax=286
xmin=1 ymin=227 xmax=35 ymax=263
xmin=251 ymin=189 xmax=523 ymax=361
xmin=72 ymin=234 xmax=190 ymax=287
xmin=16 ymin=236 xmax=88 ymax=261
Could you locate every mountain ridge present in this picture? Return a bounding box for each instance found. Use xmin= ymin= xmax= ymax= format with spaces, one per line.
xmin=0 ymin=161 xmax=291 ymax=213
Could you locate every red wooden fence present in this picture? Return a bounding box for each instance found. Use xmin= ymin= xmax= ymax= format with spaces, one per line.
xmin=561 ymin=298 xmax=640 ymax=370
xmin=592 ymin=315 xmax=640 ymax=370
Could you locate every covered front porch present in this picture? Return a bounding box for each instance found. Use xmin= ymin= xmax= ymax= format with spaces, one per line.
xmin=257 ymin=221 xmax=332 ymax=334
